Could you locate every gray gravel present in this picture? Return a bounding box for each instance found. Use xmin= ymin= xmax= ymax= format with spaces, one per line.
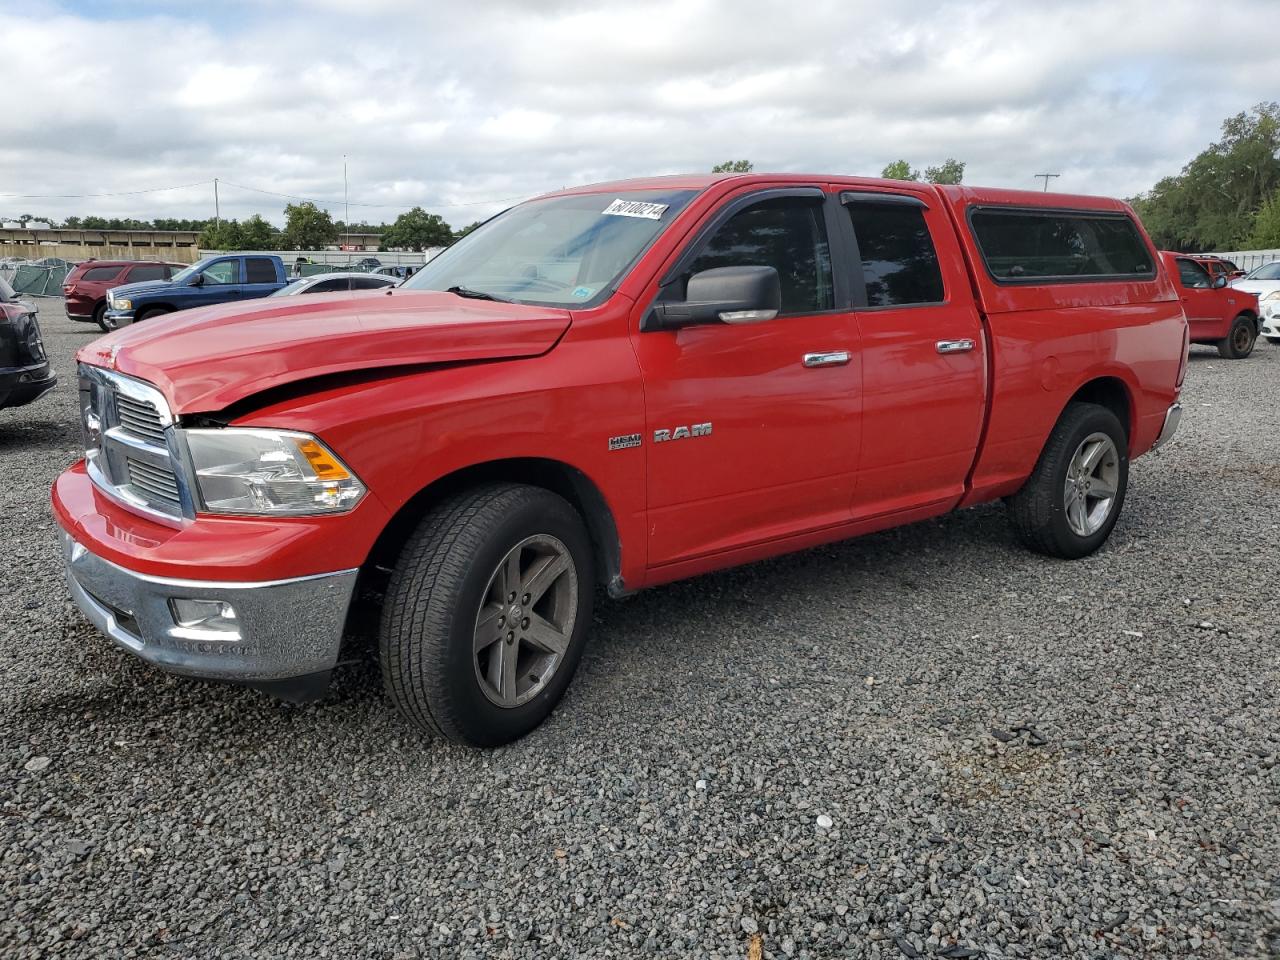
xmin=2 ymin=304 xmax=1279 ymax=959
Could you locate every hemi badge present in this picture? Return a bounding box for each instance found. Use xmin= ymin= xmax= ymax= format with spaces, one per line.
xmin=608 ymin=433 xmax=642 ymax=451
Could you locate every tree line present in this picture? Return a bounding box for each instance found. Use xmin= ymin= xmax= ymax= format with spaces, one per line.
xmin=8 ymin=205 xmax=483 ymax=253
xmin=1132 ymin=102 xmax=1280 ymax=252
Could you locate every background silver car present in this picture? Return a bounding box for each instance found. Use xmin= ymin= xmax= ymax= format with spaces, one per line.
xmin=270 ymin=272 xmax=398 ymax=297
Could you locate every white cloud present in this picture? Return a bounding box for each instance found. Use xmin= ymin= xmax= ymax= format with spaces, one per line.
xmin=0 ymin=0 xmax=1274 ymax=227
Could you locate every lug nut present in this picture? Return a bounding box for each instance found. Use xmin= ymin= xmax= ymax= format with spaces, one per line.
xmin=508 ymin=591 xmax=516 ymax=602
xmin=498 ymin=616 xmax=505 ymax=626
xmin=521 ymin=617 xmax=530 ymax=629
xmin=507 ymin=631 xmax=514 ymax=642
xmin=522 ymin=593 xmax=530 ymax=604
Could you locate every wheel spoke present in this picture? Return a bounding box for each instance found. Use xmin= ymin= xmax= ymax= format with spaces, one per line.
xmin=522 ymin=552 xmax=569 ymax=605
xmin=503 ymin=549 xmax=523 ymax=601
xmin=1069 ymin=498 xmax=1088 ymax=533
xmin=1090 ymin=478 xmax=1117 ymax=499
xmin=524 ymin=612 xmax=570 ymax=657
xmin=1079 ymin=439 xmax=1106 ymax=474
xmin=499 ymin=640 xmax=519 ymax=705
xmin=474 ymin=603 xmax=504 ymax=652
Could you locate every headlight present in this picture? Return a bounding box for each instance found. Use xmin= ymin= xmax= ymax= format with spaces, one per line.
xmin=1262 ymin=290 xmax=1280 ymax=301
xmin=111 ymin=298 xmax=132 ymax=311
xmin=182 ymin=428 xmax=366 ymax=516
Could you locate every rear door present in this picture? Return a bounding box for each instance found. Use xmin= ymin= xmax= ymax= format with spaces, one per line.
xmin=632 ymin=187 xmax=863 ymax=566
xmin=840 ymin=189 xmax=987 ymax=517
xmin=241 ymin=257 xmax=283 ymax=300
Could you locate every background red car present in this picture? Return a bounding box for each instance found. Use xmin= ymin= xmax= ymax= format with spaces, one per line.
xmin=1164 ymin=252 xmax=1259 ymax=358
xmin=1190 ymin=255 xmax=1245 ymax=282
xmin=62 ymin=260 xmax=183 ymax=332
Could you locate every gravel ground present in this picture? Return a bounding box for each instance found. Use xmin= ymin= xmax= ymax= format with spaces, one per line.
xmin=2 ymin=303 xmax=1278 ymax=960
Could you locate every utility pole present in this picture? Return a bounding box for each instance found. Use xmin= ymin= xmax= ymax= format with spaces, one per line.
xmin=1034 ymin=173 xmax=1060 ymax=192
xmin=343 ymin=156 xmax=349 ymax=254
xmin=213 ymin=178 xmax=220 ymax=230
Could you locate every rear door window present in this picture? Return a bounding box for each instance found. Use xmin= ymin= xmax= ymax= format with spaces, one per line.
xmin=969 ymin=208 xmax=1155 ymax=282
xmin=844 ymin=198 xmax=945 ymax=306
xmin=81 ymin=266 xmax=122 ymax=282
xmin=686 ymin=197 xmax=834 ymax=314
xmin=351 ymin=277 xmax=390 ymax=290
xmin=245 ymin=258 xmax=278 ymax=284
xmin=125 ymin=264 xmax=167 ymax=282
xmin=306 ymin=278 xmax=347 ymax=293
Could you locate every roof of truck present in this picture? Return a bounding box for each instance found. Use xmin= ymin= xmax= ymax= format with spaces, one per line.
xmin=542 ymin=174 xmax=1132 ymax=212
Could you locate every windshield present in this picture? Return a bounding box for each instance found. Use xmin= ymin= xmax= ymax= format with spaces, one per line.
xmin=1245 ymin=262 xmax=1280 ymax=280
xmin=169 ymin=258 xmax=215 ymax=284
xmin=401 ymin=189 xmax=699 ymax=307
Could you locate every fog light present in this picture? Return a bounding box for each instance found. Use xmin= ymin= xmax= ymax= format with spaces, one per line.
xmin=169 ymin=598 xmax=241 ymax=641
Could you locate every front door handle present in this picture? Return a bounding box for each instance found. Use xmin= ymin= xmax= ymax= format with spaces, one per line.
xmin=803 ymin=350 xmax=850 ymax=368
xmin=936 ymin=339 xmax=976 ymax=355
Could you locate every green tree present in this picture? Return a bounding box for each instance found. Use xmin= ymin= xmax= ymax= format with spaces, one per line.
xmin=454 ymin=220 xmax=484 ymax=241
xmin=1246 ymin=187 xmax=1280 ymax=248
xmin=881 ymin=160 xmax=919 ymax=181
xmin=199 ymin=219 xmax=245 ymax=250
xmin=925 ymin=158 xmax=965 ymax=185
xmin=1133 ymin=102 xmax=1280 ymax=250
xmin=711 ymin=160 xmax=754 ymax=173
xmin=281 ymin=201 xmax=338 ymax=250
xmin=382 ymin=206 xmax=453 ymax=252
xmin=240 ymin=214 xmax=276 ymax=250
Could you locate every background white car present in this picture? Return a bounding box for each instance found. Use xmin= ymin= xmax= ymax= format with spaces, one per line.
xmin=1231 ymin=262 xmax=1280 ymax=342
xmin=270 ymin=272 xmax=398 ymax=297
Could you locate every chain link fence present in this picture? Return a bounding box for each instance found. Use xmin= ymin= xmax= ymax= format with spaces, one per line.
xmin=0 ymin=257 xmax=74 ymax=297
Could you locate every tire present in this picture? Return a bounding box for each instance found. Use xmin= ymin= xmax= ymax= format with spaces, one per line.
xmin=1217 ymin=314 xmax=1257 ymax=359
xmin=92 ymin=301 xmax=109 ymax=333
xmin=379 ymin=484 xmax=595 ymax=746
xmin=1007 ymin=402 xmax=1129 ymax=560
xmin=134 ymin=306 xmax=173 ymax=325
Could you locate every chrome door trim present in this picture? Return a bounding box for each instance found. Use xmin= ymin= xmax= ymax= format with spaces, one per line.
xmin=802 ymin=351 xmax=851 ymax=368
xmin=935 ymin=339 xmax=975 ymax=354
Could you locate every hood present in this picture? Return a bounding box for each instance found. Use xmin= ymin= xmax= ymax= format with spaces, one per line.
xmin=1230 ymin=279 xmax=1279 ymax=296
xmin=77 ymin=290 xmax=572 ymax=414
xmin=109 ymin=279 xmax=178 ymax=300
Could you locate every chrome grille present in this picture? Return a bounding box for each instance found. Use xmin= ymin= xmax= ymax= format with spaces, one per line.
xmin=115 ymin=393 xmax=166 ymax=444
xmin=126 ymin=456 xmax=181 ymax=504
xmin=79 ymin=364 xmax=190 ymax=524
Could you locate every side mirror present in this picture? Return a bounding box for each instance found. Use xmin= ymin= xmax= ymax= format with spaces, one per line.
xmin=1212 ymin=275 xmax=1227 ymax=289
xmin=189 ymin=273 xmax=204 ymax=287
xmin=648 ymin=265 xmax=781 ymax=330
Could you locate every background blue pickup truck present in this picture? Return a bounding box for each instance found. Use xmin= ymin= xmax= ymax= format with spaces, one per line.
xmin=102 ymin=254 xmax=294 ymax=329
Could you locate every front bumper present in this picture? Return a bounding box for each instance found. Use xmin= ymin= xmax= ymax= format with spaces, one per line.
xmin=103 ymin=307 xmax=135 ymax=324
xmin=1152 ymin=401 xmax=1182 ymax=451
xmin=1261 ymin=305 xmax=1279 ymax=339
xmin=0 ymin=362 xmax=56 ymax=410
xmin=62 ymin=531 xmax=358 ymax=695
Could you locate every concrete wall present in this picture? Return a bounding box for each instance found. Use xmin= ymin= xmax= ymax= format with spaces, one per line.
xmin=0 ymin=243 xmax=200 ymax=264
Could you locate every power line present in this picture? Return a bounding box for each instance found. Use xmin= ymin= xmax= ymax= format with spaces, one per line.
xmin=218 ymin=178 xmax=528 ymax=210
xmin=0 ymin=179 xmax=214 ymax=200
xmin=1034 ymin=173 xmax=1061 ymax=192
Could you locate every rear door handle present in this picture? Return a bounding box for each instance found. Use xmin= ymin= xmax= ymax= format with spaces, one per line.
xmin=936 ymin=339 xmax=975 ymax=355
xmin=802 ymin=351 xmax=850 ymax=368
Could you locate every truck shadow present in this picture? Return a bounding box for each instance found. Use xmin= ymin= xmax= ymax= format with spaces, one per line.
xmin=0 ymin=419 xmax=80 ymax=454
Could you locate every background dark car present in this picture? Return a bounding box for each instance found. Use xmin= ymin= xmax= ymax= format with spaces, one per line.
xmin=268 ymin=272 xmax=398 ymax=296
xmin=63 ymin=260 xmax=182 ymax=332
xmin=0 ymin=275 xmax=55 ymax=412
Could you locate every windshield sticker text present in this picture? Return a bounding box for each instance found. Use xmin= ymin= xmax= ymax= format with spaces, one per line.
xmin=602 ymin=199 xmax=669 ymax=220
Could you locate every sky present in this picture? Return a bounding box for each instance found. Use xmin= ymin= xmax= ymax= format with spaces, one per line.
xmin=1 ymin=0 xmax=1274 ymax=229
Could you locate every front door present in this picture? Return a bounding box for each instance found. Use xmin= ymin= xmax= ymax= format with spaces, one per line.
xmin=840 ymin=190 xmax=988 ymax=517
xmin=192 ymin=257 xmax=242 ymax=307
xmin=632 ymin=189 xmax=862 ymax=567
xmin=1172 ymin=256 xmax=1224 ymax=340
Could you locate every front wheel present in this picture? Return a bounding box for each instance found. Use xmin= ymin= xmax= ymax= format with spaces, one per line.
xmin=1217 ymin=314 xmax=1257 ymax=359
xmin=92 ymin=301 xmax=110 ymax=333
xmin=1007 ymin=402 xmax=1129 ymax=559
xmin=379 ymin=484 xmax=595 ymax=746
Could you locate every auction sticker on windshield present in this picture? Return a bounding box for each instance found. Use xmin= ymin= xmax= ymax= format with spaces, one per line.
xmin=602 ymin=198 xmax=669 ymax=220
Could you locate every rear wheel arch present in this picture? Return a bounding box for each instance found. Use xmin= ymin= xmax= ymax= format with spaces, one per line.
xmin=367 ymin=458 xmax=623 ymax=595
xmin=1063 ymin=376 xmax=1132 ymax=446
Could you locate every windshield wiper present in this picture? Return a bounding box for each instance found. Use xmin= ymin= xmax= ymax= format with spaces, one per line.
xmin=445 ymin=285 xmax=509 ymax=303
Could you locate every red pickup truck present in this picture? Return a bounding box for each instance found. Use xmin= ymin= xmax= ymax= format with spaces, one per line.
xmin=1162 ymin=251 xmax=1259 ymax=358
xmin=54 ymin=174 xmax=1187 ymax=746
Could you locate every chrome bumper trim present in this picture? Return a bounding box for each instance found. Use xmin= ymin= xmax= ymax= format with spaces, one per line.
xmin=1152 ymin=401 xmax=1182 ymax=451
xmin=62 ymin=533 xmax=358 ymax=682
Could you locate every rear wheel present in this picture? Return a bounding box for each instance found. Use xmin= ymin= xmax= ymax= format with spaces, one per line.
xmin=1217 ymin=314 xmax=1257 ymax=359
xmin=1007 ymin=402 xmax=1129 ymax=559
xmin=92 ymin=301 xmax=109 ymax=333
xmin=379 ymin=484 xmax=595 ymax=746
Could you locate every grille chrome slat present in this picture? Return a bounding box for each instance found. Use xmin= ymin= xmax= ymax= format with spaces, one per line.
xmin=79 ymin=364 xmax=189 ymax=524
